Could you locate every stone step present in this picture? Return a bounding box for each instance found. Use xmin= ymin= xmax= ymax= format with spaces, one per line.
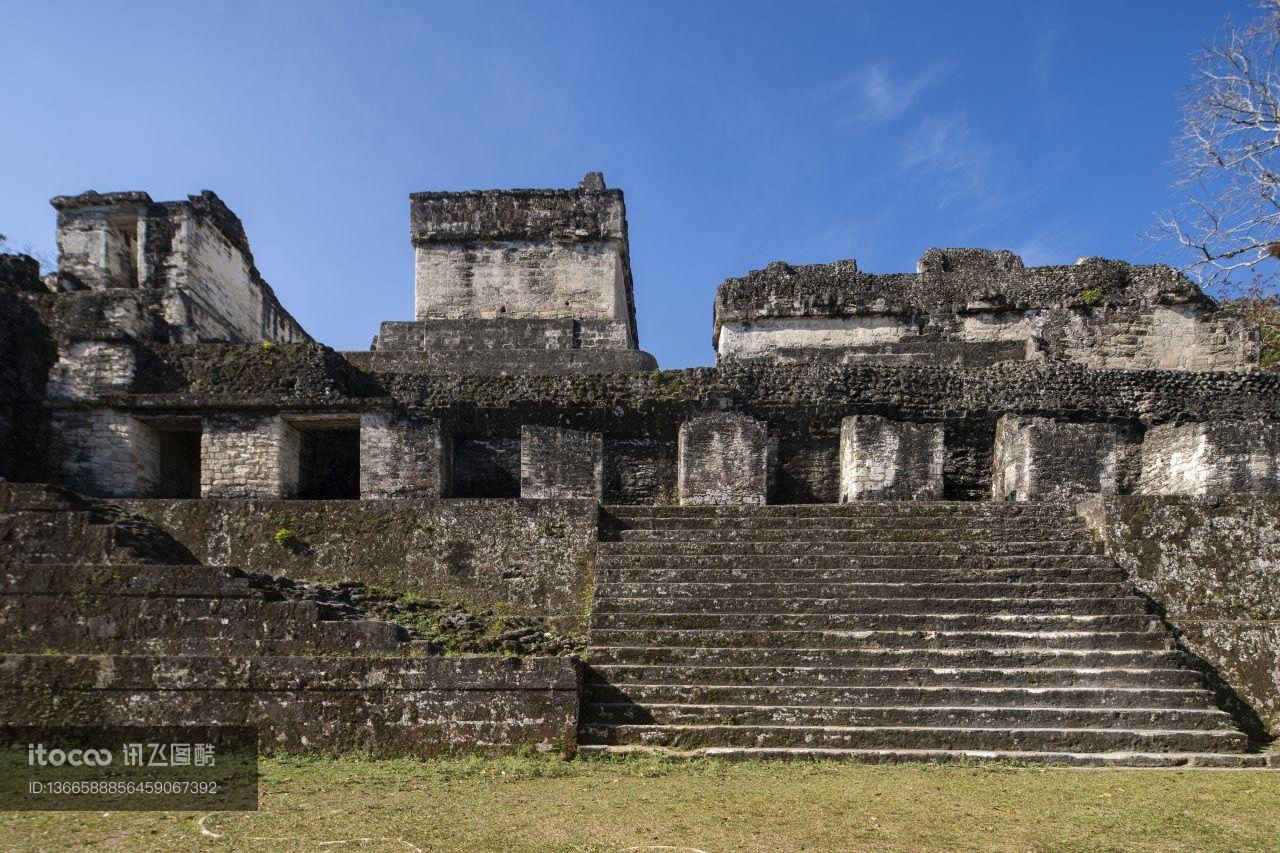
xmin=584 ymin=664 xmax=1204 ymax=689
xmin=1 ymin=611 xmax=405 ymax=655
xmin=605 ymin=503 xmax=1076 ymax=519
xmin=577 ymin=723 xmax=1248 ymax=753
xmin=587 ymin=629 xmax=1171 ymax=652
xmin=614 ymin=527 xmax=1094 ymax=543
xmin=597 ymin=554 xmax=1114 ymax=570
xmin=599 ymin=541 xmax=1102 ymax=556
xmin=589 ymin=611 xmax=1158 ymax=632
xmin=607 ymin=516 xmax=1090 ymax=532
xmin=581 ymin=702 xmax=1237 ymax=731
xmin=582 ymin=682 xmax=1220 ymax=710
xmin=598 ymin=566 xmax=1128 ymax=585
xmin=586 ymin=646 xmax=1184 ymax=669
xmin=595 ymin=581 xmax=1126 ymax=600
xmin=0 ymin=483 xmax=86 ymax=512
xmin=576 ymin=745 xmax=1269 ymax=768
xmin=592 ymin=596 xmax=1149 ymax=616
xmin=2 ymin=564 xmax=250 ymax=596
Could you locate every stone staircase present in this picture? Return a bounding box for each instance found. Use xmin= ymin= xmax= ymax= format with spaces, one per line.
xmin=580 ymin=502 xmax=1267 ymax=766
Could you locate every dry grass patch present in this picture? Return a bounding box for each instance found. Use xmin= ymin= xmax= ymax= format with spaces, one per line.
xmin=2 ymin=752 xmax=1278 ymax=851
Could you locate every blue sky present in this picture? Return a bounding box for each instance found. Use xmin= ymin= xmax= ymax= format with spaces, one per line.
xmin=0 ymin=1 xmax=1255 ymax=367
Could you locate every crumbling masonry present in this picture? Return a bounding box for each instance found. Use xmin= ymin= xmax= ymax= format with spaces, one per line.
xmin=1 ymin=173 xmax=1278 ymax=764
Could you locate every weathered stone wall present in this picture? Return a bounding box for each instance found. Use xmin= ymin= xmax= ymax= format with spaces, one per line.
xmin=50 ymin=409 xmax=161 ymax=497
xmin=47 ymin=341 xmax=136 ymax=401
xmin=839 ymin=416 xmax=943 ymax=501
xmin=200 ymin=414 xmax=300 ymax=498
xmin=0 ymin=262 xmax=56 ymax=482
xmin=110 ymin=498 xmax=599 ymax=631
xmin=359 ymin=412 xmax=451 ymax=499
xmin=1140 ymin=422 xmax=1280 ymax=496
xmin=678 ymin=413 xmax=769 ymax=505
xmin=50 ymin=190 xmax=309 ymax=345
xmin=1078 ymin=495 xmax=1280 ymax=737
xmin=0 ymin=655 xmax=580 ymax=756
xmin=992 ymin=415 xmax=1121 ymax=502
xmin=520 ymin=425 xmax=603 ymax=500
xmin=714 ymin=251 xmax=1258 ymax=372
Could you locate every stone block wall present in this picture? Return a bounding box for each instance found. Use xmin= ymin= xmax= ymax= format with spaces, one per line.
xmin=51 ymin=409 xmax=160 ymax=498
xmin=991 ymin=415 xmax=1119 ymax=501
xmin=359 ymin=412 xmax=452 ymax=499
xmin=1140 ymin=422 xmax=1280 ymax=496
xmin=520 ymin=425 xmax=604 ymax=499
xmin=200 ymin=414 xmax=300 ymax=498
xmin=839 ymin=416 xmax=943 ymax=501
xmin=112 ymin=497 xmax=599 ymax=631
xmin=1079 ymin=495 xmax=1280 ymax=738
xmin=1 ymin=655 xmax=581 ymax=756
xmin=677 ymin=413 xmax=769 ymax=505
xmin=46 ymin=341 xmax=136 ymax=401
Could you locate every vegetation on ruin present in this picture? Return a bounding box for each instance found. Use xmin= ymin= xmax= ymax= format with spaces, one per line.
xmin=3 ymin=754 xmax=1278 ymax=851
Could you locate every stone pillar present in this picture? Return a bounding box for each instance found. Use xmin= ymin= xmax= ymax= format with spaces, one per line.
xmin=200 ymin=413 xmax=300 ymax=498
xmin=359 ymin=412 xmax=452 ymax=499
xmin=991 ymin=415 xmax=1119 ymax=502
xmin=51 ymin=409 xmax=160 ymax=498
xmin=520 ymin=425 xmax=604 ymax=499
xmin=840 ymin=416 xmax=944 ymax=501
xmin=1140 ymin=421 xmax=1280 ymax=496
xmin=677 ymin=413 xmax=769 ymax=506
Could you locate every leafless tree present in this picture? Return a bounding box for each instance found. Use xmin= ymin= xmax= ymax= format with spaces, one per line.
xmin=1157 ymin=1 xmax=1280 ymax=293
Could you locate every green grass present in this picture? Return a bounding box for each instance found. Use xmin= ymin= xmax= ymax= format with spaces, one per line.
xmin=3 ymin=753 xmax=1279 ymax=851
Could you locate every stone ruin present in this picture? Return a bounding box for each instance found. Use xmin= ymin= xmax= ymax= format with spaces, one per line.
xmin=1 ymin=173 xmax=1278 ymax=765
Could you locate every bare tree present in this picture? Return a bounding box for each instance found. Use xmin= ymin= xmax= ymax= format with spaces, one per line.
xmin=1157 ymin=1 xmax=1280 ymax=293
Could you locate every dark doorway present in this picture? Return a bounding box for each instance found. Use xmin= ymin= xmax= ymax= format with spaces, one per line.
xmin=298 ymin=429 xmax=360 ymax=499
xmin=156 ymin=430 xmax=201 ymax=498
xmin=451 ymin=438 xmax=520 ymax=498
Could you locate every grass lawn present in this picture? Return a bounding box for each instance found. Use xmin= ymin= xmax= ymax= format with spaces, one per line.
xmin=2 ymin=753 xmax=1278 ymax=852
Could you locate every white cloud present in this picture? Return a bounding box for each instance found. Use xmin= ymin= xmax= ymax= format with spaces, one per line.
xmin=900 ymin=112 xmax=1000 ymax=211
xmin=833 ymin=61 xmax=951 ymax=123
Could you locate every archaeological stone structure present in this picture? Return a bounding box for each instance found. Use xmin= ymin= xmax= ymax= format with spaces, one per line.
xmin=1 ymin=172 xmax=1278 ymax=765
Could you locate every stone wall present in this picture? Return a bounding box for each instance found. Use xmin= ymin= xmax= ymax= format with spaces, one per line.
xmin=520 ymin=425 xmax=604 ymax=500
xmin=200 ymin=414 xmax=301 ymax=498
xmin=0 ymin=263 xmax=56 ymax=482
xmin=0 ymin=655 xmax=580 ymax=756
xmin=677 ymin=413 xmax=770 ymax=505
xmin=50 ymin=190 xmax=309 ymax=344
xmin=359 ymin=412 xmax=451 ymax=499
xmin=50 ymin=409 xmax=161 ymax=498
xmin=991 ymin=416 xmax=1121 ymax=502
xmin=1078 ymin=495 xmax=1280 ymax=738
xmin=714 ymin=251 xmax=1258 ymax=371
xmin=110 ymin=498 xmax=599 ymax=631
xmin=839 ymin=416 xmax=943 ymax=501
xmin=1140 ymin=422 xmax=1280 ymax=496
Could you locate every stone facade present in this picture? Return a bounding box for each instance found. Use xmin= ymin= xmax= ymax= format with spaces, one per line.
xmin=992 ymin=415 xmax=1120 ymax=502
xmin=200 ymin=414 xmax=300 ymax=498
xmin=1140 ymin=421 xmax=1280 ymax=496
xmin=839 ymin=416 xmax=944 ymax=501
xmin=714 ymin=251 xmax=1258 ymax=371
xmin=359 ymin=411 xmax=452 ymax=499
xmin=520 ymin=425 xmax=604 ymax=500
xmin=677 ymin=413 xmax=770 ymax=505
xmin=51 ymin=409 xmax=161 ymax=498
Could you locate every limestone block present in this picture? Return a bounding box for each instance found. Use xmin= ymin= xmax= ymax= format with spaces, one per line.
xmin=47 ymin=341 xmax=137 ymax=401
xmin=839 ymin=416 xmax=943 ymax=501
xmin=991 ymin=415 xmax=1119 ymax=502
xmin=51 ymin=409 xmax=160 ymax=498
xmin=201 ymin=414 xmax=300 ymax=498
xmin=677 ymin=413 xmax=769 ymax=506
xmin=359 ymin=412 xmax=452 ymax=499
xmin=520 ymin=425 xmax=604 ymax=500
xmin=1139 ymin=421 xmax=1280 ymax=496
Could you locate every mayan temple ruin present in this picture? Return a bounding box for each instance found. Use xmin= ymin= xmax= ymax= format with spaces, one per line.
xmin=2 ymin=172 xmax=1279 ymax=766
